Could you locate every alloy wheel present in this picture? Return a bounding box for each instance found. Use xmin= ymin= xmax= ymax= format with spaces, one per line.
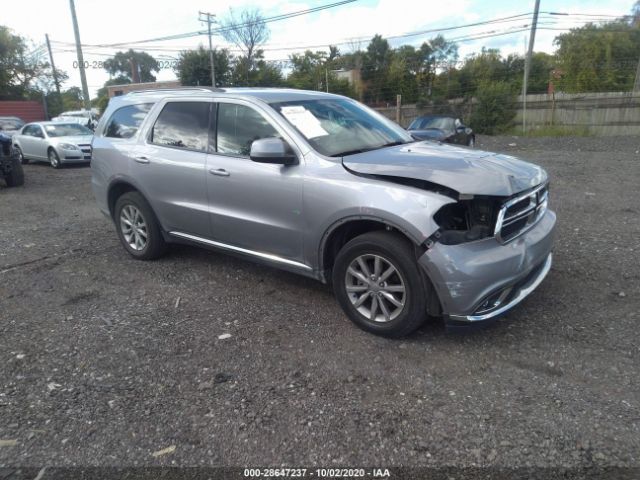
xmin=345 ymin=254 xmax=406 ymax=323
xmin=48 ymin=150 xmax=59 ymax=168
xmin=120 ymin=205 xmax=148 ymax=251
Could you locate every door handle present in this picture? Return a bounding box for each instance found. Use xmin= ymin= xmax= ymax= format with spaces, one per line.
xmin=209 ymin=168 xmax=230 ymax=177
xmin=134 ymin=155 xmax=150 ymax=164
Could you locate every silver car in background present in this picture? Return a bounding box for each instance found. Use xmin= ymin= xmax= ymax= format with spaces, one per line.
xmin=91 ymin=87 xmax=555 ymax=337
xmin=0 ymin=116 xmax=25 ymax=137
xmin=12 ymin=122 xmax=93 ymax=168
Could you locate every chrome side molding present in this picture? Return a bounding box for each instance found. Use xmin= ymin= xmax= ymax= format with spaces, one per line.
xmin=168 ymin=231 xmax=312 ymax=271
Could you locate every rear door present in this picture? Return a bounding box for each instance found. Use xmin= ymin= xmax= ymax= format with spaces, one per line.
xmin=133 ymin=99 xmax=212 ymax=238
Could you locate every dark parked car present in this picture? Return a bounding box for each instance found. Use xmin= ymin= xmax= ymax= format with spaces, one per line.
xmin=408 ymin=115 xmax=475 ymax=147
xmin=0 ymin=132 xmax=24 ymax=187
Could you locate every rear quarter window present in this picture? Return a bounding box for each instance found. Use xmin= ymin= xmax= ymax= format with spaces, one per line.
xmin=104 ymin=103 xmax=153 ymax=139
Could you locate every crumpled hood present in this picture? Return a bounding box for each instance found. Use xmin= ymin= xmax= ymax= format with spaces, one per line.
xmin=342 ymin=141 xmax=547 ymax=197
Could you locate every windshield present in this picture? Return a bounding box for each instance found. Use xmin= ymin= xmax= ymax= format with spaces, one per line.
xmin=410 ymin=117 xmax=454 ymax=131
xmin=0 ymin=119 xmax=24 ymax=130
xmin=270 ymin=98 xmax=413 ymax=157
xmin=44 ymin=123 xmax=93 ymax=137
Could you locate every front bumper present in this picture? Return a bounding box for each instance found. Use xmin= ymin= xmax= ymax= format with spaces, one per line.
xmin=419 ymin=209 xmax=556 ymax=325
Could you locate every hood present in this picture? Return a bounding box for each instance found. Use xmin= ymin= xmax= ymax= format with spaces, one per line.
xmin=50 ymin=135 xmax=93 ymax=145
xmin=342 ymin=141 xmax=547 ymax=197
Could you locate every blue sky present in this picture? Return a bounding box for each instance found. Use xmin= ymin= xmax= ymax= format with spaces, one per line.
xmin=4 ymin=0 xmax=636 ymax=96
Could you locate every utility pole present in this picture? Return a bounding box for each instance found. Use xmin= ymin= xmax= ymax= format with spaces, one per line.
xmin=69 ymin=0 xmax=91 ymax=110
xmin=522 ymin=0 xmax=541 ymax=133
xmin=199 ymin=11 xmax=217 ymax=87
xmin=45 ymin=34 xmax=61 ymax=95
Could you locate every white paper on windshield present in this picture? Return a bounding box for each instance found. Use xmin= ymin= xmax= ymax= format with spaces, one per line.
xmin=280 ymin=106 xmax=328 ymax=139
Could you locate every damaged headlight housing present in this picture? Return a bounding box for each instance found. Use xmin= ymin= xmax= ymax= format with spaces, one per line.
xmin=432 ymin=196 xmax=501 ymax=245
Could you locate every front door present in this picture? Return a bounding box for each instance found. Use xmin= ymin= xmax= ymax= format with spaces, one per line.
xmin=205 ymin=100 xmax=304 ymax=263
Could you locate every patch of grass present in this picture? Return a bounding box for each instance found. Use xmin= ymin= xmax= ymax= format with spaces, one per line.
xmin=506 ymin=125 xmax=592 ymax=137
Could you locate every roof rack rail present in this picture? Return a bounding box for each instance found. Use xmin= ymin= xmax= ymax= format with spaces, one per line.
xmin=126 ymin=87 xmax=225 ymax=95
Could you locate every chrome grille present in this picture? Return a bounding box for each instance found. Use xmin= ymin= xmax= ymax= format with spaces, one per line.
xmin=78 ymin=144 xmax=92 ymax=159
xmin=494 ymin=183 xmax=548 ymax=243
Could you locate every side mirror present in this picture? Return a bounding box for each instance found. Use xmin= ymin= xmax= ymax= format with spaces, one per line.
xmin=250 ymin=137 xmax=297 ymax=165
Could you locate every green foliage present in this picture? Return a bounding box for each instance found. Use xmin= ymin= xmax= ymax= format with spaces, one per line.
xmin=0 ymin=25 xmax=59 ymax=100
xmin=470 ymin=81 xmax=517 ymax=135
xmin=554 ymin=20 xmax=640 ymax=92
xmin=60 ymin=87 xmax=84 ymax=111
xmin=175 ymin=47 xmax=232 ymax=87
xmin=103 ymin=49 xmax=159 ymax=82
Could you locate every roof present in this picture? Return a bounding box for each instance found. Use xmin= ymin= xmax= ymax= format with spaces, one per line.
xmin=118 ymin=87 xmax=343 ymax=104
xmin=26 ymin=121 xmax=88 ymax=126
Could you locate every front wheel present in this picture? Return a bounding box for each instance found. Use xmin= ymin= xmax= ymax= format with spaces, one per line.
xmin=48 ymin=149 xmax=61 ymax=169
xmin=15 ymin=146 xmax=28 ymax=164
xmin=332 ymin=231 xmax=428 ymax=338
xmin=4 ymin=152 xmax=25 ymax=187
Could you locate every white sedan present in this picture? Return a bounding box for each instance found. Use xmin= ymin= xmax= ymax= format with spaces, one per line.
xmin=12 ymin=122 xmax=93 ymax=168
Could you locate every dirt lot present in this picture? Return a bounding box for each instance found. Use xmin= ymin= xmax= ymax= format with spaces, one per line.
xmin=0 ymin=136 xmax=639 ymax=473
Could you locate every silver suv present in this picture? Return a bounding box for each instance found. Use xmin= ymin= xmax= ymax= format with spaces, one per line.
xmin=91 ymin=88 xmax=555 ymax=337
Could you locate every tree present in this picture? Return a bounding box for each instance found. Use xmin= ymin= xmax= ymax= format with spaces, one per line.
xmin=362 ymin=35 xmax=392 ymax=103
xmin=219 ymin=7 xmax=269 ymax=84
xmin=60 ymin=87 xmax=84 ymax=111
xmin=470 ymin=81 xmax=517 ymax=134
xmin=285 ymin=49 xmax=355 ymax=97
xmin=231 ymin=50 xmax=283 ymax=87
xmin=175 ymin=46 xmax=232 ymax=87
xmin=0 ymin=25 xmax=58 ymax=100
xmin=103 ymin=49 xmax=159 ymax=83
xmin=554 ymin=21 xmax=640 ymax=92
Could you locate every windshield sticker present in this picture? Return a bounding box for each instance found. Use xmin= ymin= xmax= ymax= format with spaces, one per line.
xmin=280 ymin=106 xmax=328 ymax=139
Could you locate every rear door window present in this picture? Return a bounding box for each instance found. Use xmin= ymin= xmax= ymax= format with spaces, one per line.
xmin=150 ymin=102 xmax=211 ymax=152
xmin=105 ymin=103 xmax=153 ymax=139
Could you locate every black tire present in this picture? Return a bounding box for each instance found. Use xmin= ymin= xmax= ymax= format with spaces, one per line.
xmin=467 ymin=136 xmax=476 ymax=148
xmin=4 ymin=151 xmax=25 ymax=187
xmin=15 ymin=145 xmax=28 ymax=164
xmin=48 ymin=148 xmax=61 ymax=169
xmin=114 ymin=191 xmax=167 ymax=260
xmin=332 ymin=231 xmax=427 ymax=338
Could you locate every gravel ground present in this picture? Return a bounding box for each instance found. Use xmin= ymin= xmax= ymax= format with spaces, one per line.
xmin=0 ymin=136 xmax=639 ymax=475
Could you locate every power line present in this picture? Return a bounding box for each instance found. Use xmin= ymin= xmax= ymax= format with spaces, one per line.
xmin=73 ymin=0 xmax=359 ymax=48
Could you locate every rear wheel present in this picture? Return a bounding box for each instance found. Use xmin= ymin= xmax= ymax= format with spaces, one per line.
xmin=332 ymin=231 xmax=427 ymax=337
xmin=48 ymin=149 xmax=61 ymax=169
xmin=114 ymin=191 xmax=167 ymax=260
xmin=467 ymin=136 xmax=475 ymax=148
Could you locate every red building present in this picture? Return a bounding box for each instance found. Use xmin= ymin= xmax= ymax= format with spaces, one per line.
xmin=0 ymin=101 xmax=46 ymax=123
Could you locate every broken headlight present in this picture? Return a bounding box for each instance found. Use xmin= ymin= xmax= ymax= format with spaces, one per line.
xmin=432 ymin=197 xmax=501 ymax=245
